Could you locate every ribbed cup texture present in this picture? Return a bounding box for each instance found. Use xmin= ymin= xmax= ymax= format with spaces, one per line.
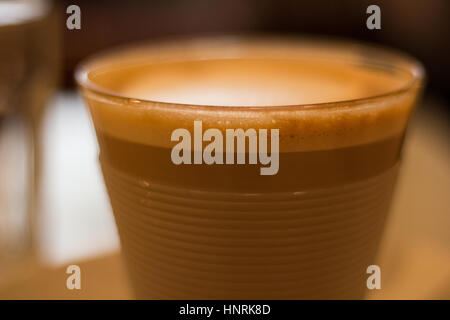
xmin=102 ymin=161 xmax=398 ymax=299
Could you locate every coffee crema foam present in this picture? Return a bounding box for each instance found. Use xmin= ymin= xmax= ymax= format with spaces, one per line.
xmin=81 ymin=41 xmax=419 ymax=152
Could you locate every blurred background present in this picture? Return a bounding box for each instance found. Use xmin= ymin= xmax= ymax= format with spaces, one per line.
xmin=0 ymin=0 xmax=448 ymax=299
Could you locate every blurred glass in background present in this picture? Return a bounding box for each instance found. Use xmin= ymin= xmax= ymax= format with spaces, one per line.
xmin=0 ymin=0 xmax=59 ymax=276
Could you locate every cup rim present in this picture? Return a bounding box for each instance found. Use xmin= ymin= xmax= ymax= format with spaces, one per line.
xmin=75 ymin=35 xmax=425 ymax=111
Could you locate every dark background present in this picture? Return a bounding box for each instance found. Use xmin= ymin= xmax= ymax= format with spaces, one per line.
xmin=58 ymin=0 xmax=449 ymax=110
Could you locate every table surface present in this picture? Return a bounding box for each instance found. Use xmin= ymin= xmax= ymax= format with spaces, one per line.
xmin=0 ymin=92 xmax=448 ymax=299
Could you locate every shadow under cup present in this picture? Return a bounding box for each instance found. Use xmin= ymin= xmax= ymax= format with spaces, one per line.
xmin=76 ymin=38 xmax=424 ymax=299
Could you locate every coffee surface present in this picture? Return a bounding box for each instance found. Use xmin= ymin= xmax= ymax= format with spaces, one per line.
xmin=116 ymin=58 xmax=407 ymax=106
xmin=83 ymin=45 xmax=417 ymax=152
